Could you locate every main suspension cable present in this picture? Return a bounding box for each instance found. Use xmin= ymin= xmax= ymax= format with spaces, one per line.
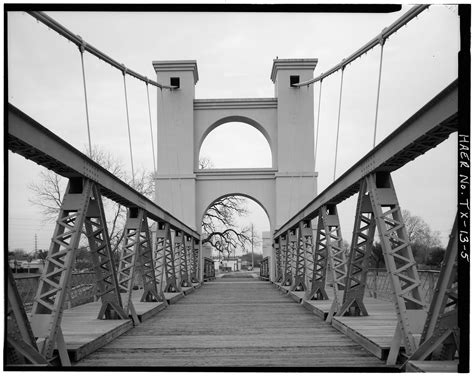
xmin=28 ymin=11 xmax=177 ymax=90
xmin=122 ymin=70 xmax=135 ymax=185
xmin=333 ymin=67 xmax=345 ymax=182
xmin=78 ymin=42 xmax=92 ymax=157
xmin=145 ymin=81 xmax=157 ymax=172
xmin=293 ymin=5 xmax=429 ymax=87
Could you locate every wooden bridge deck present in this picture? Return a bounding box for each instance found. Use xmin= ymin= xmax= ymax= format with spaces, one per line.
xmin=75 ymin=273 xmax=392 ymax=370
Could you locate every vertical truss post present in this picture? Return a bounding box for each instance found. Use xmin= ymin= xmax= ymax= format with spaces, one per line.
xmin=30 ymin=177 xmax=92 ymax=365
xmin=409 ymin=215 xmax=459 ymax=362
xmin=7 ymin=267 xmax=49 ymax=365
xmin=84 ymin=183 xmax=127 ymax=320
xmin=367 ymin=172 xmax=426 ymax=362
xmin=292 ymin=220 xmax=312 ymax=291
xmin=190 ymin=239 xmax=200 ymax=283
xmin=325 ymin=204 xmax=348 ymax=322
xmin=157 ymin=222 xmax=181 ymax=293
xmin=337 ymin=178 xmax=376 ymax=316
xmin=274 ymin=239 xmax=283 ymax=283
xmin=180 ymin=235 xmax=192 ymax=287
xmin=281 ymin=232 xmax=296 ymax=287
xmin=306 ymin=211 xmax=329 ymax=300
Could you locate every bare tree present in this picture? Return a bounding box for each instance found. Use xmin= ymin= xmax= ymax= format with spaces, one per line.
xmin=28 ymin=145 xmax=154 ymax=255
xmin=402 ymin=209 xmax=441 ymax=248
xmin=199 ymin=157 xmax=253 ymax=258
xmin=201 ymin=195 xmax=252 ymax=257
xmin=28 ymin=171 xmax=65 ymax=222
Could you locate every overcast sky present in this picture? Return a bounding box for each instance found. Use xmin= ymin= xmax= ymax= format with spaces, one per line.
xmin=7 ymin=5 xmax=459 ymax=253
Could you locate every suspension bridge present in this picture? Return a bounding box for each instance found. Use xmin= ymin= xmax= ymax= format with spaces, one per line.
xmin=6 ymin=6 xmax=466 ymax=372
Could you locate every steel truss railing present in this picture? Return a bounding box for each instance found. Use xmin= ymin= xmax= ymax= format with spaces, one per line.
xmin=7 ymin=107 xmax=201 ymax=366
xmin=273 ymin=80 xmax=458 ymax=364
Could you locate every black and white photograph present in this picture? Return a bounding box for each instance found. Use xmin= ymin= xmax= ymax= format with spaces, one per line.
xmin=5 ymin=2 xmax=469 ymax=372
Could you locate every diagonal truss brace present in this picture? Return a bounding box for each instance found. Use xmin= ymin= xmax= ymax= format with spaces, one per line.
xmin=337 ymin=178 xmax=376 ymax=316
xmin=190 ymin=239 xmax=200 ymax=283
xmin=367 ymin=172 xmax=426 ymax=361
xmin=155 ymin=222 xmax=181 ymax=293
xmin=306 ymin=210 xmax=329 ymax=301
xmin=7 ymin=266 xmax=49 ymax=366
xmin=291 ymin=220 xmax=312 ymax=291
xmin=135 ymin=209 xmax=164 ymax=303
xmin=408 ymin=214 xmax=459 ymax=362
xmin=117 ymin=208 xmax=163 ymax=323
xmin=281 ymin=232 xmax=297 ymax=287
xmin=84 ymin=183 xmax=128 ymax=320
xmin=176 ymin=233 xmax=192 ymax=287
xmin=117 ymin=208 xmax=143 ymax=323
xmin=325 ymin=204 xmax=348 ymax=322
xmin=274 ymin=239 xmax=283 ymax=283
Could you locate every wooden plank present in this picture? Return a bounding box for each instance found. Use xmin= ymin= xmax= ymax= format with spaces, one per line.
xmin=181 ymin=287 xmax=195 ymax=296
xmin=59 ymin=301 xmax=133 ymax=362
xmin=405 ymin=360 xmax=458 ymax=373
xmin=164 ymin=291 xmax=184 ymax=305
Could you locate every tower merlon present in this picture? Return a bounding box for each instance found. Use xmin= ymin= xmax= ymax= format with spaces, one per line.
xmin=270 ymin=58 xmax=318 ymax=83
xmin=153 ymin=60 xmax=199 ymax=84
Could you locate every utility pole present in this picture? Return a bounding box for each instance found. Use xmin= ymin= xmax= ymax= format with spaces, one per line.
xmin=34 ymin=233 xmax=38 ymax=256
xmin=251 ymin=224 xmax=254 ymax=269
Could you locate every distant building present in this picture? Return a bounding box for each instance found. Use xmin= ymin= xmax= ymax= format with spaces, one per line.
xmin=9 ymin=259 xmax=45 ymax=274
xmin=214 ymin=256 xmax=242 ymax=272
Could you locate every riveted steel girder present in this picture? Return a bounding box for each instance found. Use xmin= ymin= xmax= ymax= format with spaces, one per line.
xmin=274 ymin=80 xmax=457 ymax=240
xmin=8 ymin=104 xmax=199 ymax=239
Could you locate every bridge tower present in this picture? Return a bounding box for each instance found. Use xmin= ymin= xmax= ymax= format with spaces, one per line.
xmin=153 ymin=59 xmax=318 ymax=281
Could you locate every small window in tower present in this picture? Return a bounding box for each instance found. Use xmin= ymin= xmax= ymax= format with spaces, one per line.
xmin=170 ymin=77 xmax=180 ymax=88
xmin=290 ymin=75 xmax=300 ymax=87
